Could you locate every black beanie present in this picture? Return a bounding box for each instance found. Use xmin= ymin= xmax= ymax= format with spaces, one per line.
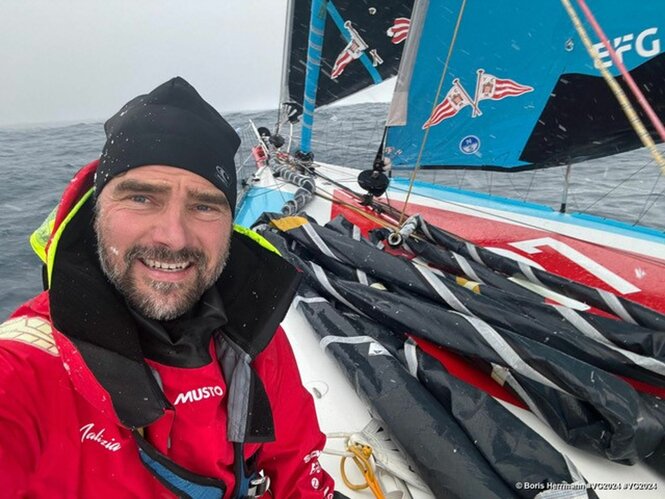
xmin=96 ymin=77 xmax=241 ymax=214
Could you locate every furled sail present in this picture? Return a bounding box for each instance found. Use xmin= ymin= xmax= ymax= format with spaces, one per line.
xmin=255 ymin=212 xmax=665 ymax=477
xmin=384 ymin=0 xmax=665 ymax=170
xmin=282 ymin=0 xmax=415 ymax=117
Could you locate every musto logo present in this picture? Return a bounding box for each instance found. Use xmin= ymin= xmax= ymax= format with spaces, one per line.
xmin=174 ymin=385 xmax=224 ymax=405
xmin=593 ymin=27 xmax=660 ymax=68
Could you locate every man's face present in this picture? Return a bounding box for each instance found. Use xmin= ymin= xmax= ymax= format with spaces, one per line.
xmin=95 ymin=165 xmax=233 ymax=320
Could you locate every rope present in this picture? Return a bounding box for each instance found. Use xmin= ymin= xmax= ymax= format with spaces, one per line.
xmin=635 ymin=183 xmax=665 ymax=227
xmin=396 ymin=0 xmax=468 ymax=228
xmin=287 ymin=158 xmax=411 ymax=232
xmin=268 ymin=150 xmax=663 ymax=267
xmin=582 ymin=161 xmax=655 ymax=212
xmin=339 ymin=443 xmax=385 ymax=499
xmin=325 ymin=424 xmax=430 ymax=494
xmin=255 ymin=142 xmax=405 ymax=234
xmin=384 ymin=181 xmax=665 ymax=267
xmin=560 ymin=0 xmax=665 ymax=174
xmin=313 ymin=189 xmax=404 ymax=233
xmin=574 ymin=0 xmax=665 ymax=144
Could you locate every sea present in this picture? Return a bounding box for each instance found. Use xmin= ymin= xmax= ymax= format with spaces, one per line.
xmin=1 ymin=102 xmax=663 ymax=320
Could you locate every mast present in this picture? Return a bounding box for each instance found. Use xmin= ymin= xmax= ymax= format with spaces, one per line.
xmin=276 ymin=0 xmax=296 ymax=134
xmin=299 ymin=0 xmax=328 ymax=156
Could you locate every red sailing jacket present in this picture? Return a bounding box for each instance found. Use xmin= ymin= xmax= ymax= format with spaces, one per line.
xmin=0 ymin=161 xmax=335 ymax=498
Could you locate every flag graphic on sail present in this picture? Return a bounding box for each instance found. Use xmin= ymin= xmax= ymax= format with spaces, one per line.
xmin=423 ymin=69 xmax=534 ymax=128
xmin=473 ymin=69 xmax=534 ymax=115
xmin=331 ymin=21 xmax=370 ymax=79
xmin=422 ymin=79 xmax=475 ymax=129
xmin=285 ymin=0 xmax=415 ymax=110
xmin=387 ymin=18 xmax=410 ymax=44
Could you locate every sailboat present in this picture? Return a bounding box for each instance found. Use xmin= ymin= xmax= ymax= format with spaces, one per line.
xmin=236 ymin=0 xmax=665 ymax=497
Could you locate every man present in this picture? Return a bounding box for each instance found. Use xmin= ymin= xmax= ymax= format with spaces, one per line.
xmin=0 ymin=77 xmax=337 ymax=498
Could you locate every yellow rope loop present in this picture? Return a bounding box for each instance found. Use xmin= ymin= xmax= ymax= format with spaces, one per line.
xmin=339 ymin=442 xmax=385 ymax=499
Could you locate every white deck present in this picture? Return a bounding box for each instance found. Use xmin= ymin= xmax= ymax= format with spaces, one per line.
xmin=240 ymin=161 xmax=665 ymax=497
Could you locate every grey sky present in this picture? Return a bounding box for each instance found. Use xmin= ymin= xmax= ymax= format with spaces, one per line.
xmin=0 ymin=0 xmax=393 ymax=127
xmin=0 ymin=0 xmax=289 ymax=126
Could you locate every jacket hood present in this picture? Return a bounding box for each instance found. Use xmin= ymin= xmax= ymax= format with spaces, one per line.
xmin=30 ymin=160 xmax=99 ymax=284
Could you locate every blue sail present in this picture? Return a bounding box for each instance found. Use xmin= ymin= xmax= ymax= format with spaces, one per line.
xmin=384 ymin=0 xmax=665 ymax=170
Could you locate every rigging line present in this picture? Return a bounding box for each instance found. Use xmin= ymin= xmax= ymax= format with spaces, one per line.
xmin=306 ymin=171 xmax=665 ymax=272
xmin=307 ymin=178 xmax=422 ymax=235
xmin=308 ymin=138 xmax=379 ymax=154
xmin=241 ymin=177 xmax=295 ymax=200
xmin=321 ymin=165 xmax=544 ymax=238
xmin=497 ymin=169 xmax=526 ymax=201
xmin=385 ymin=182 xmax=665 ymax=266
xmin=241 ymin=152 xmax=257 ymax=166
xmin=306 ymin=173 xmax=391 ymax=218
xmin=397 ymin=0 xmax=468 ymax=229
xmin=560 ymin=0 xmax=665 ymax=174
xmin=238 ymin=179 xmax=294 ymax=215
xmin=302 ymin=163 xmax=360 ymax=192
xmin=258 ymin=160 xmax=305 ymax=201
xmin=293 ymin=160 xmax=360 ymax=182
xmin=457 ymin=168 xmax=468 ymax=190
xmin=317 ymin=174 xmax=364 ymax=183
xmin=522 ymin=170 xmax=538 ymax=202
xmin=277 ymin=157 xmax=664 ymax=264
xmin=381 ymin=182 xmax=397 ymax=213
xmin=574 ymin=0 xmax=665 ymax=144
xmin=307 ymin=162 xmax=365 ymax=180
xmin=313 ymin=190 xmax=403 ymax=232
xmin=635 ymin=184 xmax=665 ymax=227
xmin=581 ymin=161 xmax=655 ymax=212
xmin=296 ymin=162 xmax=391 ymax=211
xmin=289 ymin=160 xmax=368 ymax=200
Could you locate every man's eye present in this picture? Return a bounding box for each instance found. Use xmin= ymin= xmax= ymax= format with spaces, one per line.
xmin=195 ymin=204 xmax=215 ymax=212
xmin=131 ymin=195 xmax=149 ymax=204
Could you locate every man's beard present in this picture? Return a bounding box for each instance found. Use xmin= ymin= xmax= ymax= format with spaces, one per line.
xmin=96 ymin=230 xmax=229 ymax=321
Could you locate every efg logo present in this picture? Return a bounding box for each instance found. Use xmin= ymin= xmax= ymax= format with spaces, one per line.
xmin=593 ymin=27 xmax=660 ymax=68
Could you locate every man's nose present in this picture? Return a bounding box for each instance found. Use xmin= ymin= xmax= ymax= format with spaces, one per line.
xmin=150 ymin=203 xmax=190 ymax=250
